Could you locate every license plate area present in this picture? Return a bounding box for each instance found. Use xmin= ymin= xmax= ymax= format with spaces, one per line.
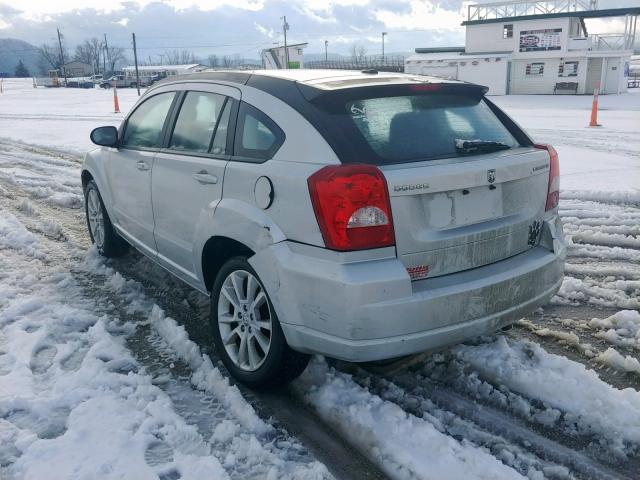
xmin=454 ymin=184 xmax=503 ymax=226
xmin=428 ymin=184 xmax=503 ymax=230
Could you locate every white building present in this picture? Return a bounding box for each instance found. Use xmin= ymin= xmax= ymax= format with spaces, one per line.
xmin=405 ymin=0 xmax=638 ymax=95
xmin=122 ymin=64 xmax=207 ymax=82
xmin=262 ymin=43 xmax=308 ymax=69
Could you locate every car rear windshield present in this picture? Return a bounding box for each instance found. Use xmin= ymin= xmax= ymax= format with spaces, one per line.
xmin=344 ymin=94 xmax=518 ymax=163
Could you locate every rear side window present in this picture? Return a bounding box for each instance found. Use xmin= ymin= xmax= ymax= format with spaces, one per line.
xmin=122 ymin=92 xmax=174 ymax=149
xmin=170 ymin=91 xmax=227 ymax=153
xmin=234 ymin=102 xmax=284 ymax=161
xmin=346 ymin=94 xmax=518 ymax=163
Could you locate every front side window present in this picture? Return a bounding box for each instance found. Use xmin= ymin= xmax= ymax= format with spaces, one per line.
xmin=122 ymin=92 xmax=175 ymax=149
xmin=345 ymin=94 xmax=518 ymax=163
xmin=234 ymin=102 xmax=284 ymax=160
xmin=170 ymin=91 xmax=227 ymax=153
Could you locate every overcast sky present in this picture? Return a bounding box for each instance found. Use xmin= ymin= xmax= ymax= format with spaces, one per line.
xmin=0 ymin=0 xmax=635 ymax=60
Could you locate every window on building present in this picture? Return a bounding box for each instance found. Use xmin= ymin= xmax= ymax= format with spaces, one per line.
xmin=503 ymin=24 xmax=513 ymax=38
xmin=558 ymin=61 xmax=579 ymax=77
xmin=525 ymin=62 xmax=545 ymax=76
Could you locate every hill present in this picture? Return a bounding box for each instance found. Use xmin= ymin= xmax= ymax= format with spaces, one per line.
xmin=0 ymin=38 xmax=41 ymax=76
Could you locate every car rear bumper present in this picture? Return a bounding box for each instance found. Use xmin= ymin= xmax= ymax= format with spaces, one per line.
xmin=250 ymin=217 xmax=565 ymax=362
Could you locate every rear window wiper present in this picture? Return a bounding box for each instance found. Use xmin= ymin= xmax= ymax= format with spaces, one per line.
xmin=455 ymin=139 xmax=511 ymax=154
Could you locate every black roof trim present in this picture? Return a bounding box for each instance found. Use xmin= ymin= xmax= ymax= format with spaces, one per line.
xmin=462 ymin=7 xmax=640 ymax=25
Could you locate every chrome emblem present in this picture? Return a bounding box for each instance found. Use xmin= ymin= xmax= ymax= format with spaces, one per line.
xmin=487 ymin=169 xmax=496 ymax=184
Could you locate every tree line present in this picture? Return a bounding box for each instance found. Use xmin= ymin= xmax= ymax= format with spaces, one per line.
xmin=33 ymin=40 xmax=259 ymax=77
xmin=37 ymin=37 xmax=126 ymax=76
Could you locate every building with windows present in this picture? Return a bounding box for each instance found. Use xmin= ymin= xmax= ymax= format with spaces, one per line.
xmin=122 ymin=64 xmax=207 ymax=84
xmin=262 ymin=43 xmax=308 ymax=69
xmin=405 ymin=0 xmax=638 ymax=95
xmin=61 ymin=61 xmax=94 ymax=77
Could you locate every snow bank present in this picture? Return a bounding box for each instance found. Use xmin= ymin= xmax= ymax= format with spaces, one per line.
xmin=295 ymin=359 xmax=524 ymax=480
xmin=553 ymin=275 xmax=640 ymax=310
xmin=455 ymin=337 xmax=640 ymax=456
xmin=595 ymin=348 xmax=640 ymax=375
xmin=0 ymin=229 xmax=229 ymax=479
xmin=82 ymin=251 xmax=331 ymax=479
xmin=0 ymin=211 xmax=42 ymax=258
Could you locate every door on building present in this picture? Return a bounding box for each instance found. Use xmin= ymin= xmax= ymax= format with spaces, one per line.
xmin=602 ymin=58 xmax=620 ymax=94
xmin=585 ymin=58 xmax=602 ymax=95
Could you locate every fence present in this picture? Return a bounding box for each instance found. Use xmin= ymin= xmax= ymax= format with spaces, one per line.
xmin=305 ymin=55 xmax=405 ymax=73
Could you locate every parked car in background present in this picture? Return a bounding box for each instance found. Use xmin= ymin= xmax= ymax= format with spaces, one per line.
xmin=82 ymin=70 xmax=565 ymax=388
xmin=100 ymin=74 xmax=145 ymax=89
xmin=90 ymin=74 xmax=103 ymax=85
xmin=66 ymin=77 xmax=94 ymax=88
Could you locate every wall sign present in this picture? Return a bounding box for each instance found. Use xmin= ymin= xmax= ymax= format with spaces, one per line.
xmin=519 ymin=28 xmax=562 ymax=52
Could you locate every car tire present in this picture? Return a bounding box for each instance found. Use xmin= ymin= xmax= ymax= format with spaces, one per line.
xmin=210 ymin=256 xmax=310 ymax=388
xmin=84 ymin=180 xmax=128 ymax=257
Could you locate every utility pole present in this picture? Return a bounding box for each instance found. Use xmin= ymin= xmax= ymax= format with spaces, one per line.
xmin=382 ymin=32 xmax=387 ymax=62
xmin=281 ymin=16 xmax=289 ymax=69
xmin=56 ymin=27 xmax=67 ymax=86
xmin=132 ymin=33 xmax=141 ymax=96
xmin=103 ymin=33 xmax=109 ymax=74
xmin=325 ymin=40 xmax=328 ymax=63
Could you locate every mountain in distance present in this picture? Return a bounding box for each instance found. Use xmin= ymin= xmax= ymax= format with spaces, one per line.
xmin=0 ymin=38 xmax=41 ymax=76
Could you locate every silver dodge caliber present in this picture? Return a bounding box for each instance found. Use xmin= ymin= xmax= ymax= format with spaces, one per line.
xmin=82 ymin=69 xmax=565 ymax=387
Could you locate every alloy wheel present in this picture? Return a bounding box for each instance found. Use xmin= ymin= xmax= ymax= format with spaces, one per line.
xmin=86 ymin=188 xmax=105 ymax=249
xmin=217 ymin=270 xmax=273 ymax=371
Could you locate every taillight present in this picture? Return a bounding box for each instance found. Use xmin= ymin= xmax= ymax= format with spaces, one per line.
xmin=534 ymin=144 xmax=560 ymax=211
xmin=308 ymin=164 xmax=395 ymax=251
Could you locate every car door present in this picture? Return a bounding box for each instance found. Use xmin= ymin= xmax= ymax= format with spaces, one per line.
xmin=152 ymin=85 xmax=238 ymax=284
xmin=106 ymin=91 xmax=176 ymax=257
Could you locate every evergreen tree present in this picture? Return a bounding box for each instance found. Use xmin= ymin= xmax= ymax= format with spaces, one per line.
xmin=14 ymin=59 xmax=30 ymax=78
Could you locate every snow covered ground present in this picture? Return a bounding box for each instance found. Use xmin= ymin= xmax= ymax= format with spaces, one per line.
xmin=1 ymin=78 xmax=639 ymax=479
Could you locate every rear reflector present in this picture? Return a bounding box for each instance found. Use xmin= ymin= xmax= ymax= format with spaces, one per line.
xmin=308 ymin=164 xmax=395 ymax=251
xmin=534 ymin=143 xmax=560 ymax=211
xmin=407 ymin=265 xmax=429 ymax=281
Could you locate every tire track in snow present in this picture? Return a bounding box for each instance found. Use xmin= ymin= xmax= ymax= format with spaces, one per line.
xmin=340 ymin=363 xmax=623 ymax=480
xmin=3 ymin=141 xmax=640 ymax=480
xmin=0 ymin=144 xmax=383 ymax=480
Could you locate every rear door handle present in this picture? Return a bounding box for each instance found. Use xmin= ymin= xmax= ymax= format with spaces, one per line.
xmin=193 ymin=171 xmax=218 ymax=184
xmin=135 ymin=160 xmax=150 ymax=171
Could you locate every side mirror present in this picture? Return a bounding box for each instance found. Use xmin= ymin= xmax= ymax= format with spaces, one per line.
xmin=90 ymin=126 xmax=119 ymax=148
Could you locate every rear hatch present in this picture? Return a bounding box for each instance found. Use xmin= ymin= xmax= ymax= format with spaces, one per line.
xmin=298 ymin=78 xmax=550 ymax=278
xmin=383 ymin=149 xmax=549 ymax=278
